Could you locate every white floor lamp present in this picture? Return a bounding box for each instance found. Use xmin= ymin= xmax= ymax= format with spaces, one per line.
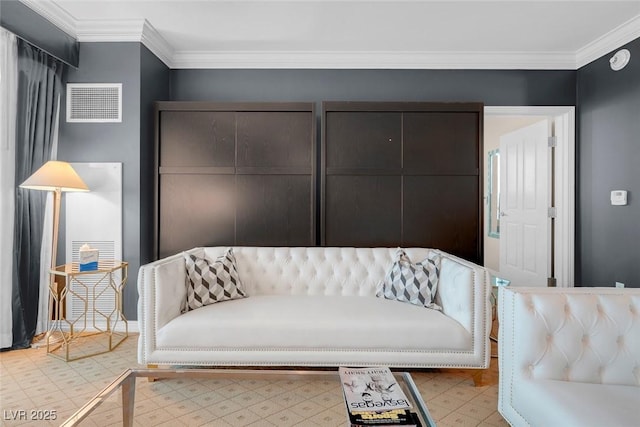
xmin=20 ymin=161 xmax=89 ymax=321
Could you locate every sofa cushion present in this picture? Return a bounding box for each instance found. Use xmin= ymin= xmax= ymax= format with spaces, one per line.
xmin=509 ymin=379 xmax=638 ymax=427
xmin=377 ymin=249 xmax=441 ymax=310
xmin=157 ymin=295 xmax=471 ymax=351
xmin=184 ymin=248 xmax=247 ymax=311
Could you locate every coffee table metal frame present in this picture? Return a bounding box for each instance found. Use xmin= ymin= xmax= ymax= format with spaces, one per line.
xmin=61 ymin=368 xmax=435 ymax=426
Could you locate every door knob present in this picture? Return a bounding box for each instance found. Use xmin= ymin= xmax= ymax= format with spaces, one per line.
xmin=500 ymin=211 xmax=507 ymax=217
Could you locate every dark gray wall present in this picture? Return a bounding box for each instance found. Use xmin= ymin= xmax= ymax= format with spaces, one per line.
xmin=577 ymin=37 xmax=640 ymax=288
xmin=140 ymin=46 xmax=170 ymax=266
xmin=58 ymin=42 xmax=170 ymax=318
xmin=58 ymin=42 xmax=164 ymax=319
xmin=171 ymin=69 xmax=576 ymax=106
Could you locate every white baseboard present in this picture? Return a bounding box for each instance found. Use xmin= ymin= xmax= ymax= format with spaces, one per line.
xmin=124 ymin=320 xmax=139 ymax=333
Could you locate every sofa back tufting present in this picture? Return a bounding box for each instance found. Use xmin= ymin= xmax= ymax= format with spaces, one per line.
xmin=203 ymin=246 xmax=429 ymax=297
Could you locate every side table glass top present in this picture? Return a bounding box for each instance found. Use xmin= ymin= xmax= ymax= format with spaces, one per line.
xmin=53 ymin=260 xmax=129 ymax=275
xmin=62 ymin=369 xmax=436 ymax=427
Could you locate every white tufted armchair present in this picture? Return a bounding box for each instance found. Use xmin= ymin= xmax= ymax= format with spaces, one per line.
xmin=498 ymin=286 xmax=640 ymax=427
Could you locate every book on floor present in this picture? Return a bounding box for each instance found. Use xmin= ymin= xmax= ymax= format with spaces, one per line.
xmin=347 ymin=408 xmax=422 ymax=427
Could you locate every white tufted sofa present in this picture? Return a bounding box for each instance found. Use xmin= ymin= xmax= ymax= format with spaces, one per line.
xmin=137 ymin=247 xmax=491 ymax=368
xmin=498 ymin=287 xmax=640 ymax=427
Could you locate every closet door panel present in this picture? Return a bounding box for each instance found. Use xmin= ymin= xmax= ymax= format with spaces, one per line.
xmin=160 ymin=111 xmax=236 ymax=167
xmin=156 ymin=102 xmax=316 ymax=258
xmin=159 ymin=174 xmax=236 ymax=259
xmin=403 ymin=176 xmax=480 ymax=262
xmin=322 ymin=102 xmax=482 ymax=261
xmin=325 ymin=175 xmax=401 ymax=246
xmin=237 ymin=112 xmax=313 ymax=168
xmin=236 ymin=175 xmax=313 ymax=246
xmin=403 ymin=112 xmax=479 ymax=175
xmin=325 ymin=112 xmax=401 ymax=169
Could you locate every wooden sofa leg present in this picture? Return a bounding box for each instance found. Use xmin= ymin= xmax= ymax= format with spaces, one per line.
xmin=147 ymin=364 xmax=159 ymax=382
xmin=472 ymin=370 xmax=486 ymax=387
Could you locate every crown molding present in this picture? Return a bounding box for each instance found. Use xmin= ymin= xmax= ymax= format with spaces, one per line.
xmin=171 ymin=50 xmax=577 ymax=70
xmin=576 ymin=14 xmax=640 ymax=69
xmin=75 ymin=19 xmax=146 ymax=42
xmin=19 ymin=0 xmax=76 ymax=38
xmin=17 ymin=1 xmax=640 ymax=70
xmin=75 ymin=19 xmax=173 ymax=67
xmin=140 ymin=21 xmax=174 ymax=68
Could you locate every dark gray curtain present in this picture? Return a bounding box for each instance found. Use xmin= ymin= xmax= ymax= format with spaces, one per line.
xmin=8 ymin=39 xmax=64 ymax=350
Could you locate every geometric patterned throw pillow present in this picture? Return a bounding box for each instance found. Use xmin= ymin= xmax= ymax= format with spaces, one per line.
xmin=183 ymin=248 xmax=247 ymax=312
xmin=376 ymin=248 xmax=442 ymax=310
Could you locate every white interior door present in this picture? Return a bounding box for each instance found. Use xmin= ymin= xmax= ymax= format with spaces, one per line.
xmin=499 ymin=120 xmax=550 ymax=286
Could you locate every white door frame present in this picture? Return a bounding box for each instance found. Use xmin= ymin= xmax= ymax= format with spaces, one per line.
xmin=485 ymin=106 xmax=575 ymax=288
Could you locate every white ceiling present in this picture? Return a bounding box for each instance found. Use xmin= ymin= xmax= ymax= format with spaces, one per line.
xmin=21 ymin=0 xmax=640 ymax=69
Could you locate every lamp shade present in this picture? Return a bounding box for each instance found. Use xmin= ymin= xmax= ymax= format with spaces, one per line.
xmin=20 ymin=161 xmax=89 ymax=192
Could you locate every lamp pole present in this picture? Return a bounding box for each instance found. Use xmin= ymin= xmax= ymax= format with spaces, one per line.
xmin=50 ymin=187 xmax=62 ymax=322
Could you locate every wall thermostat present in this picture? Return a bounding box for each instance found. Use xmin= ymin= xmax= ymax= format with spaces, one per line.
xmin=611 ymin=190 xmax=628 ymax=206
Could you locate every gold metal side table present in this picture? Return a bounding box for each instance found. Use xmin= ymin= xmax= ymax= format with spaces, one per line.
xmin=47 ymin=260 xmax=128 ymax=361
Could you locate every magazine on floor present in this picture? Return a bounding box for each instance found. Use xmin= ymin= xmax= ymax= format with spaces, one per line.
xmin=339 ymin=367 xmax=412 ymax=412
xmin=339 ymin=367 xmax=421 ymax=426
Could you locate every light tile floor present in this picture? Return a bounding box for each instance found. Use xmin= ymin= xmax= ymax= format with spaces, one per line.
xmin=0 ymin=334 xmax=507 ymax=426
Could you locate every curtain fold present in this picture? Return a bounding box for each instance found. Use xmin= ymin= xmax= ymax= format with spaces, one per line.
xmin=36 ymin=96 xmax=60 ymax=335
xmin=0 ymin=29 xmax=18 ymax=349
xmin=10 ymin=39 xmax=64 ymax=349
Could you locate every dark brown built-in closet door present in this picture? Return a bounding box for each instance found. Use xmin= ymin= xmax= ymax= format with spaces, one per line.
xmin=322 ymin=102 xmax=483 ymax=263
xmin=155 ymin=102 xmax=315 ymax=259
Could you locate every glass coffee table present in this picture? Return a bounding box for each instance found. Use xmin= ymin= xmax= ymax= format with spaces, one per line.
xmin=61 ymin=368 xmax=435 ymax=426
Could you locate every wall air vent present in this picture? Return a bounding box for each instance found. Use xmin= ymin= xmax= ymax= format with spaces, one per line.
xmin=66 ymin=83 xmax=122 ymax=123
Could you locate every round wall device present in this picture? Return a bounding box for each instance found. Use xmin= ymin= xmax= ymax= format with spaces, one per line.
xmin=609 ymin=49 xmax=631 ymax=71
